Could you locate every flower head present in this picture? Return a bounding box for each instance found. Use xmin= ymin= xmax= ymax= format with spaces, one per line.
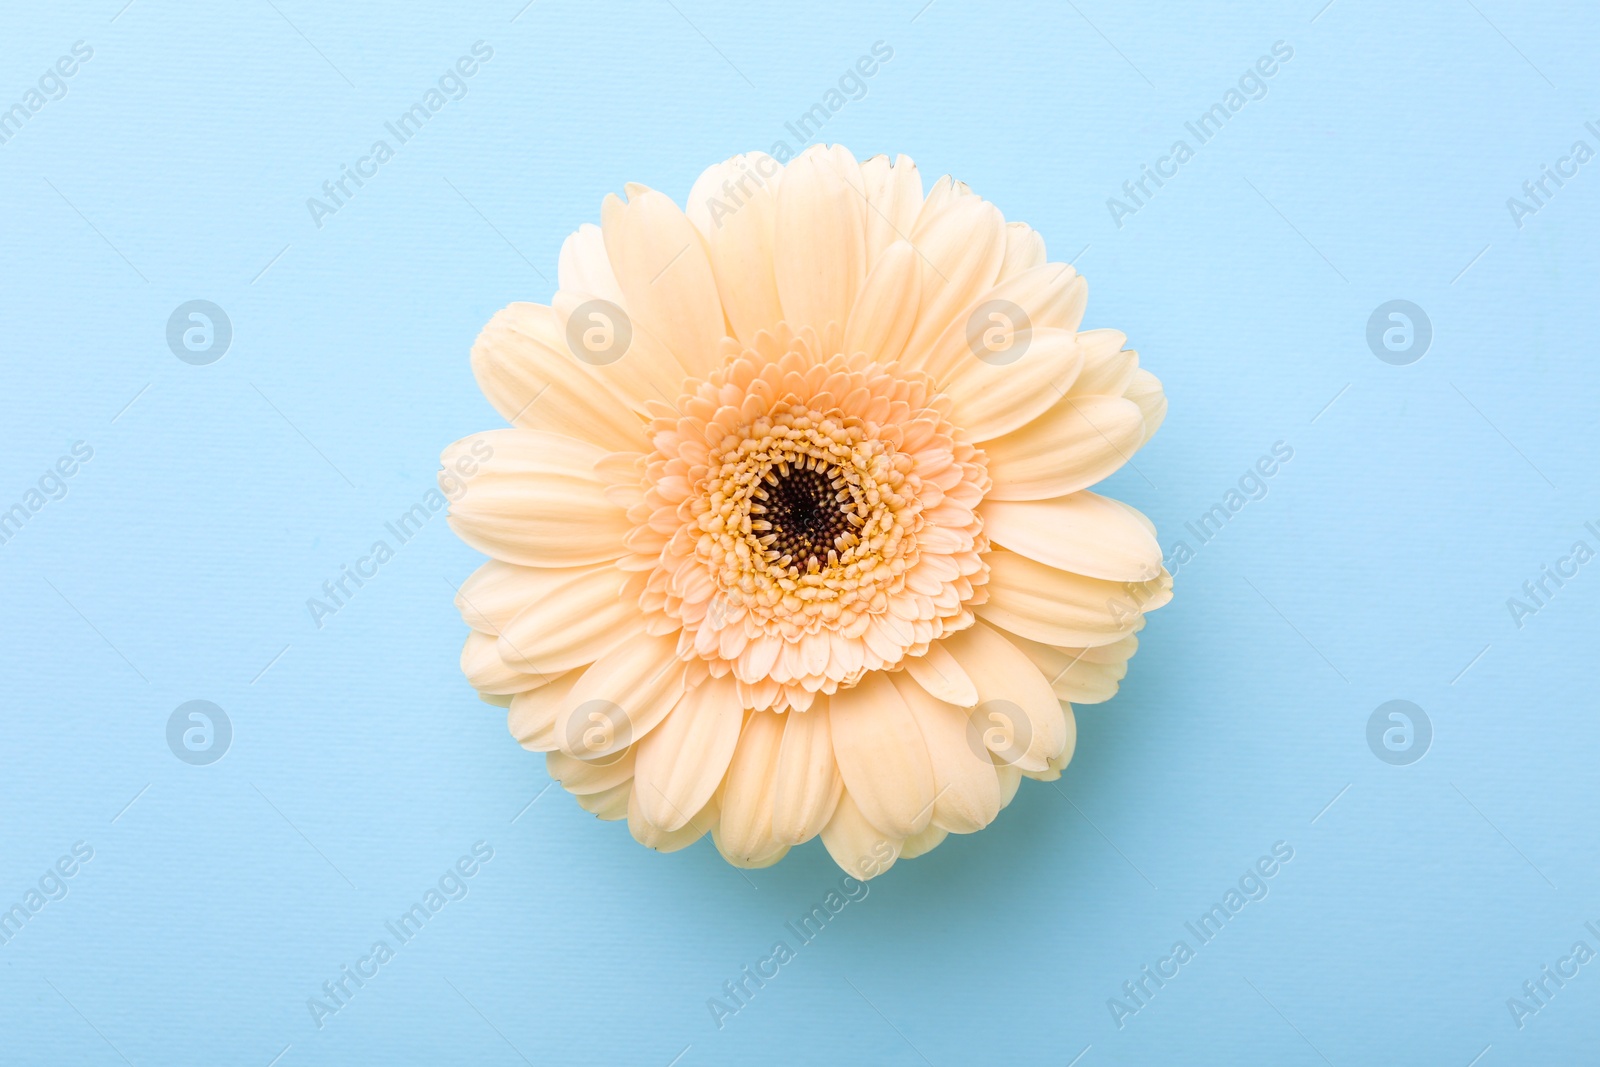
xmin=443 ymin=146 xmax=1169 ymax=878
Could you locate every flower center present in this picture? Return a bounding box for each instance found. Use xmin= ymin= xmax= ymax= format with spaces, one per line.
xmin=752 ymin=462 xmax=856 ymax=571
xmin=633 ymin=340 xmax=993 ymax=711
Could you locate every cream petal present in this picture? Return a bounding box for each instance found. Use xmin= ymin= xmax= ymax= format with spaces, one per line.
xmin=507 ymin=669 xmax=582 ymax=751
xmin=712 ymin=829 xmax=789 ymax=869
xmin=1006 ymin=631 xmax=1135 ymax=705
xmin=1023 ymin=702 xmax=1079 ymax=781
xmin=1070 ymin=329 xmax=1138 ymax=397
xmin=555 ymin=631 xmax=686 ymax=759
xmin=774 ymin=146 xmax=867 ymax=349
xmin=918 ymin=263 xmax=1086 ymax=384
xmin=938 ymin=621 xmax=1068 ymax=773
xmin=599 ymin=187 xmax=725 ymax=379
xmin=996 ymin=762 xmax=1023 ymax=808
xmin=902 ymin=194 xmax=1006 ymax=363
xmin=715 ymin=710 xmax=786 ymax=864
xmin=686 ymin=153 xmax=785 ymax=343
xmin=977 ymin=549 xmax=1163 ymax=647
xmin=980 ymin=492 xmax=1163 ymax=582
xmin=842 ymin=240 xmax=921 ymax=364
xmin=820 ymin=790 xmax=901 ymax=880
xmin=632 ymin=676 xmax=744 ymax=832
xmin=550 ymin=288 xmax=690 ymax=409
xmin=557 ymin=223 xmax=623 ymax=303
xmin=443 ymin=429 xmax=630 ymax=567
xmin=470 ymin=303 xmax=646 ymax=453
xmin=898 ymin=822 xmax=948 ymax=860
xmin=903 ymin=642 xmax=979 ymax=707
xmin=860 ymin=153 xmax=924 ymax=269
xmin=828 ymin=671 xmax=935 ymax=837
xmin=982 ymin=394 xmax=1146 ymax=501
xmin=1125 ymin=367 xmax=1167 ymax=446
xmin=455 ymin=560 xmax=531 ymax=634
xmin=942 ymin=326 xmax=1083 ymax=442
xmin=495 ymin=564 xmax=637 ymax=675
xmin=890 ymin=674 xmax=1001 ymax=834
xmin=629 ymin=788 xmax=717 ymax=852
xmin=574 ymin=779 xmax=631 ymax=820
xmin=771 ymin=700 xmax=843 ymax=844
xmin=547 ymin=745 xmax=635 ymax=796
xmin=462 ymin=630 xmax=549 ymax=695
xmin=999 ymin=221 xmax=1046 ymax=278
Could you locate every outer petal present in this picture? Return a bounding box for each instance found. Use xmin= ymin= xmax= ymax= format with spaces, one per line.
xmin=557 ymin=223 xmax=624 ymax=303
xmin=600 ymin=186 xmax=725 ymax=379
xmin=937 ymin=620 xmax=1068 ymax=773
xmin=890 ymin=674 xmax=1001 ymax=834
xmin=828 ymin=671 xmax=935 ymax=837
xmin=999 ymin=221 xmax=1046 ymax=278
xmin=1070 ymin=329 xmax=1139 ymax=397
xmin=996 ymin=762 xmax=1023 ymax=809
xmin=469 ymin=303 xmax=646 ymax=453
xmin=632 ymin=676 xmax=744 ymax=832
xmin=898 ymin=823 xmax=948 ymax=860
xmin=443 ymin=429 xmax=629 ymax=567
xmin=774 ymin=145 xmax=867 ymax=350
xmin=942 ymin=326 xmax=1083 ymax=443
xmin=507 ymin=669 xmax=582 ymax=751
xmin=574 ymin=780 xmax=631 ymax=820
xmin=860 ymin=153 xmax=924 ymax=268
xmin=918 ymin=263 xmax=1087 ymax=384
xmin=1006 ymin=630 xmax=1139 ymax=705
xmin=902 ymin=642 xmax=979 ymax=708
xmin=547 ymin=745 xmax=635 ymax=795
xmin=1125 ymin=367 xmax=1167 ymax=446
xmin=982 ymin=394 xmax=1146 ymax=501
xmin=494 ymin=564 xmax=637 ymax=675
xmin=551 ymin=288 xmax=689 ymax=409
xmin=462 ymin=630 xmax=549 ymax=696
xmin=455 ymin=560 xmax=533 ymax=634
xmin=686 ymin=153 xmax=785 ymax=343
xmin=902 ymin=194 xmax=1006 ymax=362
xmin=820 ymin=790 xmax=901 ymax=880
xmin=715 ymin=710 xmax=787 ymax=865
xmin=555 ymin=631 xmax=686 ymax=759
xmin=842 ymin=240 xmax=921 ymax=364
xmin=976 ymin=549 xmax=1165 ymax=648
xmin=980 ymin=492 xmax=1163 ymax=582
xmin=629 ymin=789 xmax=718 ymax=852
xmin=771 ymin=699 xmax=843 ymax=845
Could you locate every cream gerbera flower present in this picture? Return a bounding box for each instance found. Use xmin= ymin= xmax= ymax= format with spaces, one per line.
xmin=442 ymin=145 xmax=1170 ymax=879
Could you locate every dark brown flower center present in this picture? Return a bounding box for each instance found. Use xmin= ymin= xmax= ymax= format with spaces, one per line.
xmin=750 ymin=464 xmax=855 ymax=570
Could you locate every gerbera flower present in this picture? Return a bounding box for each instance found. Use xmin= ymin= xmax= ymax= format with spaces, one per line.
xmin=443 ymin=145 xmax=1169 ymax=879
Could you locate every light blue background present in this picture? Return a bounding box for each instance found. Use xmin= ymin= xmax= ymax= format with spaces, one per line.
xmin=2 ymin=1 xmax=1597 ymax=1063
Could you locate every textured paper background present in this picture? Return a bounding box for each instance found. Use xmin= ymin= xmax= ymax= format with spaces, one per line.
xmin=2 ymin=1 xmax=1597 ymax=1063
